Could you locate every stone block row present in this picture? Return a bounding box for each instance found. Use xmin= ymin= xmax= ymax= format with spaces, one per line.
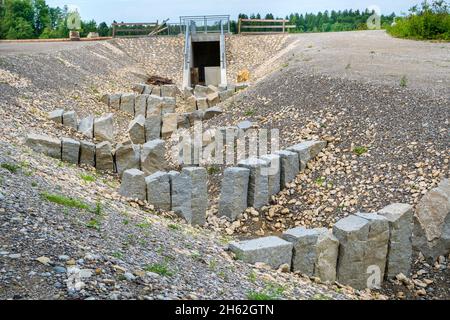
xmin=48 ymin=110 xmax=114 ymax=142
xmin=119 ymin=167 xmax=207 ymax=226
xmin=25 ymin=134 xmax=166 ymax=177
xmin=230 ymin=203 xmax=414 ymax=290
xmin=108 ymin=93 xmax=176 ymax=118
xmin=218 ymin=140 xmax=326 ymax=220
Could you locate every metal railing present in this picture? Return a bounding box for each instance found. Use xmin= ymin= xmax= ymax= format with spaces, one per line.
xmin=179 ymin=15 xmax=230 ymax=34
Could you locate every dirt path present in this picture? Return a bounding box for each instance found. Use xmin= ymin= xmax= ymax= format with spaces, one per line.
xmin=0 ymin=41 xmax=103 ymax=55
xmin=279 ymin=30 xmax=450 ymax=98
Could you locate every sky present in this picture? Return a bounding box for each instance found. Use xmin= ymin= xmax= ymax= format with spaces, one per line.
xmin=45 ymin=0 xmax=420 ymax=24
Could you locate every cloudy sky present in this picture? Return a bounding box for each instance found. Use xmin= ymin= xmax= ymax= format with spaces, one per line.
xmin=46 ymin=0 xmax=420 ymax=24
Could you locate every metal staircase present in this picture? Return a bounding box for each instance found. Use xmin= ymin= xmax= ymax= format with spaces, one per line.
xmin=181 ymin=15 xmax=230 ymax=89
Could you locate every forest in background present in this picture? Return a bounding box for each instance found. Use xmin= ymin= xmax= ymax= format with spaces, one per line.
xmin=0 ymin=0 xmax=448 ymax=40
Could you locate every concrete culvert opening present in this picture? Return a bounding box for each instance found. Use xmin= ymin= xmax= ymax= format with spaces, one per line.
xmin=191 ymin=41 xmax=220 ymax=86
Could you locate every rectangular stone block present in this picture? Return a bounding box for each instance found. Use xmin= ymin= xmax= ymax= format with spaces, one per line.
xmin=61 ymin=138 xmax=80 ymax=164
xmin=128 ymin=115 xmax=146 ymax=145
xmin=219 ymin=89 xmax=234 ymax=102
xmin=48 ymin=109 xmax=64 ymax=124
xmin=146 ymin=171 xmax=171 ymax=211
xmin=282 ymin=227 xmax=338 ymax=282
xmin=95 ymin=141 xmax=114 ymax=172
xmin=120 ymin=93 xmax=135 ymax=115
xmin=147 ymin=95 xmax=165 ymax=116
xmin=119 ymin=169 xmax=146 ymax=201
xmin=238 ymin=158 xmax=269 ymax=209
xmin=78 ymin=116 xmax=94 ymax=139
xmin=161 ymin=84 xmax=179 ymax=98
xmin=260 ymin=154 xmax=281 ymax=196
xmin=161 ymin=113 xmax=178 ymax=138
xmin=63 ymin=111 xmax=78 ymax=130
xmin=196 ymin=97 xmax=209 ymax=110
xmin=171 ymin=167 xmax=207 ymax=226
xmin=145 ymin=115 xmax=162 ymax=141
xmin=25 ymin=134 xmax=61 ymax=160
xmin=287 ymin=140 xmax=327 ymax=170
xmin=114 ymin=141 xmax=140 ymax=177
xmin=161 ymin=97 xmax=176 ymax=115
xmin=79 ymin=141 xmax=96 ymax=167
xmin=334 ymin=213 xmax=389 ymax=290
xmin=276 ymin=150 xmax=300 ymax=187
xmin=378 ymin=203 xmax=413 ymax=278
xmin=218 ymin=167 xmax=250 ymax=220
xmin=141 ymin=139 xmax=166 ymax=176
xmin=229 ymin=236 xmax=293 ymax=269
xmin=134 ymin=94 xmax=148 ymax=117
xmin=109 ymin=94 xmax=121 ymax=110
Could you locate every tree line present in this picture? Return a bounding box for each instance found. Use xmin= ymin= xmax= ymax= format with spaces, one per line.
xmin=1 ymin=0 xmax=447 ymax=40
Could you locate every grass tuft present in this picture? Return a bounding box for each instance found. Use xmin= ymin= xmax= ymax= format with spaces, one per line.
xmin=41 ymin=192 xmax=89 ymax=210
xmin=144 ymin=263 xmax=174 ymax=277
xmin=353 ymin=146 xmax=368 ymax=156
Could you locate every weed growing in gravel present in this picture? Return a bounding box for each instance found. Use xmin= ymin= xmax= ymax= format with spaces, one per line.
xmin=208 ymin=259 xmax=218 ymax=271
xmin=1 ymin=162 xmax=20 ymax=173
xmin=122 ymin=219 xmax=130 ymax=225
xmin=400 ymin=75 xmax=408 ymax=87
xmin=136 ymin=221 xmax=152 ymax=229
xmin=41 ymin=192 xmax=89 ymax=210
xmin=248 ymin=271 xmax=257 ymax=283
xmin=144 ymin=263 xmax=173 ymax=277
xmin=353 ymin=146 xmax=368 ymax=156
xmin=207 ymin=166 xmax=221 ymax=175
xmin=86 ymin=218 xmax=101 ymax=231
xmin=31 ymin=181 xmax=38 ymax=187
xmin=91 ymin=202 xmax=102 ymax=215
xmin=80 ymin=174 xmax=96 ymax=183
xmin=246 ymin=285 xmax=283 ymax=301
xmin=315 ymin=177 xmax=326 ymax=187
xmin=168 ymin=223 xmax=180 ymax=230
xmin=244 ymin=110 xmax=255 ymax=116
xmin=111 ymin=252 xmax=124 ymax=259
xmin=191 ymin=251 xmax=202 ymax=261
xmin=312 ymin=293 xmax=332 ymax=300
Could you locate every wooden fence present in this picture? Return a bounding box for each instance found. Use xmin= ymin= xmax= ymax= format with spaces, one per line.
xmin=238 ymin=19 xmax=295 ymax=34
xmin=112 ymin=22 xmax=166 ymax=38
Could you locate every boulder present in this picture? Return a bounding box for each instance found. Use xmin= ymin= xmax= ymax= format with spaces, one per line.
xmin=379 ymin=203 xmax=413 ymax=278
xmin=171 ymin=167 xmax=207 ymax=226
xmin=63 ymin=111 xmax=78 ymax=130
xmin=276 ymin=150 xmax=300 ymax=187
xmin=134 ymin=94 xmax=148 ymax=117
xmin=161 ymin=113 xmax=178 ymax=138
xmin=145 ymin=115 xmax=161 ymax=141
xmin=25 ymin=134 xmax=61 ymax=159
xmin=282 ymin=227 xmax=338 ymax=282
xmin=229 ymin=236 xmax=293 ymax=269
xmin=78 ymin=115 xmax=94 ymax=139
xmin=119 ymin=169 xmax=146 ymax=201
xmin=109 ymin=94 xmax=121 ymax=110
xmin=114 ymin=141 xmax=140 ymax=176
xmin=140 ymin=139 xmax=166 ymax=176
xmin=218 ymin=167 xmax=250 ymax=220
xmin=238 ymin=158 xmax=269 ymax=209
xmin=79 ymin=141 xmax=96 ymax=167
xmin=95 ymin=141 xmax=114 ymax=172
xmin=161 ymin=84 xmax=179 ymax=98
xmin=48 ymin=109 xmax=64 ymax=124
xmin=94 ymin=114 xmax=114 ymax=142
xmin=287 ymin=140 xmax=327 ymax=170
xmin=120 ymin=93 xmax=135 ymax=115
xmin=61 ymin=138 xmax=80 ymax=164
xmin=128 ymin=115 xmax=146 ymax=145
xmin=413 ymin=180 xmax=450 ymax=260
xmin=146 ymin=171 xmax=171 ymax=211
xmin=260 ymin=154 xmax=281 ymax=196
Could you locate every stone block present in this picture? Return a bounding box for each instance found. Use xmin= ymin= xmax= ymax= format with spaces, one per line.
xmin=162 ymin=113 xmax=178 ymax=138
xmin=63 ymin=111 xmax=78 ymax=130
xmin=128 ymin=115 xmax=146 ymax=145
xmin=145 ymin=115 xmax=161 ymax=141
xmin=94 ymin=113 xmax=114 ymax=142
xmin=25 ymin=134 xmax=61 ymax=159
xmin=134 ymin=94 xmax=148 ymax=117
xmin=260 ymin=154 xmax=281 ymax=196
xmin=146 ymin=171 xmax=171 ymax=211
xmin=109 ymin=94 xmax=121 ymax=110
xmin=218 ymin=167 xmax=250 ymax=220
xmin=61 ymin=138 xmax=80 ymax=164
xmin=95 ymin=141 xmax=114 ymax=172
xmin=276 ymin=150 xmax=300 ymax=187
xmin=238 ymin=158 xmax=269 ymax=209
xmin=78 ymin=115 xmax=94 ymax=139
xmin=114 ymin=140 xmax=140 ymax=177
xmin=219 ymin=89 xmax=234 ymax=102
xmin=161 ymin=84 xmax=179 ymax=98
xmin=79 ymin=141 xmax=96 ymax=167
xmin=48 ymin=109 xmax=64 ymax=124
xmin=196 ymin=97 xmax=209 ymax=110
xmin=119 ymin=169 xmax=146 ymax=201
xmin=287 ymin=140 xmax=327 ymax=170
xmin=229 ymin=236 xmax=293 ymax=269
xmin=147 ymin=95 xmax=165 ymax=116
xmin=141 ymin=139 xmax=166 ymax=176
xmin=203 ymin=107 xmax=222 ymax=121
xmin=120 ymin=93 xmax=135 ymax=115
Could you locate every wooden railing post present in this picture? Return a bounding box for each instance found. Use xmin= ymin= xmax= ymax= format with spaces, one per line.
xmin=282 ymin=20 xmax=286 ymax=33
xmin=238 ymin=18 xmax=241 ymax=34
xmin=112 ymin=24 xmax=116 ymax=38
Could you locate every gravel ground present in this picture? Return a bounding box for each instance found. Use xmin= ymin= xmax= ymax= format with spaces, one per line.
xmin=0 ymin=31 xmax=448 ymax=300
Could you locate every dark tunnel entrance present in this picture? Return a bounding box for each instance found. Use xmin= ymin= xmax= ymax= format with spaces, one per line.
xmin=191 ymin=41 xmax=221 ymax=86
